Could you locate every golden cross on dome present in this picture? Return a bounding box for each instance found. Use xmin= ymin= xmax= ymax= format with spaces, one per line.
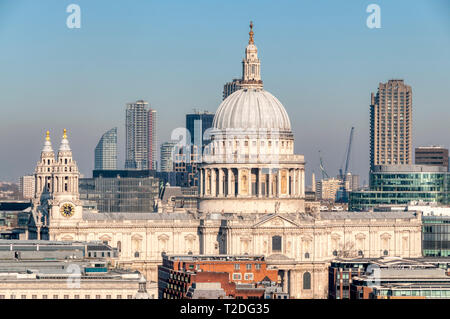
xmin=46 ymin=130 xmax=50 ymax=141
xmin=249 ymin=21 xmax=254 ymax=44
xmin=63 ymin=128 xmax=67 ymax=139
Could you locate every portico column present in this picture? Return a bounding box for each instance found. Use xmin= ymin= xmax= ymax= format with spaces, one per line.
xmin=257 ymin=168 xmax=262 ymax=198
xmin=227 ymin=168 xmax=233 ymax=197
xmin=282 ymin=270 xmax=288 ymax=292
xmin=211 ymin=168 xmax=216 ymax=196
xmin=268 ymin=170 xmax=273 ymax=197
xmin=301 ymin=169 xmax=305 ymax=197
xmin=246 ymin=168 xmax=251 ymax=196
xmin=237 ymin=168 xmax=241 ymax=196
xmin=206 ymin=169 xmax=210 ymax=196
xmin=199 ymin=169 xmax=203 ymax=195
xmin=218 ymin=169 xmax=224 ymax=197
xmin=298 ymin=169 xmax=302 ymax=198
xmin=288 ymin=270 xmax=293 ymax=297
xmin=277 ymin=169 xmax=281 ymax=197
xmin=293 ymin=169 xmax=297 ymax=196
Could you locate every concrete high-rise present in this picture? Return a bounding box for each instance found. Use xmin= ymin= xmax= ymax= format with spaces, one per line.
xmin=19 ymin=175 xmax=35 ymax=199
xmin=370 ymin=79 xmax=412 ymax=170
xmin=148 ymin=109 xmax=157 ymax=170
xmin=223 ymin=78 xmax=241 ymax=100
xmin=125 ymin=100 xmax=156 ymax=170
xmin=94 ymin=128 xmax=117 ymax=170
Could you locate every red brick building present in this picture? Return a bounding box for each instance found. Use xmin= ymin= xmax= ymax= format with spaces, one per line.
xmin=158 ymin=254 xmax=280 ymax=299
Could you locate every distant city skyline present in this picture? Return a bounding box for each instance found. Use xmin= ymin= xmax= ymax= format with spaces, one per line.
xmin=0 ymin=0 xmax=449 ymax=183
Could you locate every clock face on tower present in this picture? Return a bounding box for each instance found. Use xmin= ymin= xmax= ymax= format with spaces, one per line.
xmin=60 ymin=203 xmax=75 ymax=218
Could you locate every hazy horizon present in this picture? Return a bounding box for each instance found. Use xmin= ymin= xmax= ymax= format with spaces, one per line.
xmin=1 ymin=0 xmax=449 ymax=186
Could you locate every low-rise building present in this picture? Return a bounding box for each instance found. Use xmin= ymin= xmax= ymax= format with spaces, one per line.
xmin=0 ymin=240 xmax=156 ymax=299
xmin=158 ymin=254 xmax=282 ymax=299
xmin=329 ymin=256 xmax=450 ymax=299
xmin=350 ymin=165 xmax=450 ymax=211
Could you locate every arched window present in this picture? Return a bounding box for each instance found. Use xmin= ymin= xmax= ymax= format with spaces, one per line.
xmin=358 ymin=250 xmax=364 ymax=257
xmin=303 ymin=272 xmax=311 ymax=290
xmin=134 ymin=252 xmax=140 ymax=258
xmin=304 ymin=252 xmax=310 ymax=259
xmin=383 ymin=250 xmax=389 ymax=256
xmin=272 ymin=236 xmax=282 ymax=252
xmin=117 ymin=241 xmax=121 ymax=253
xmin=332 ymin=250 xmax=338 ymax=256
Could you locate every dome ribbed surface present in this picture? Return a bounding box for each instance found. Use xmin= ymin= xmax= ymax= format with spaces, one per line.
xmin=213 ymin=88 xmax=291 ymax=131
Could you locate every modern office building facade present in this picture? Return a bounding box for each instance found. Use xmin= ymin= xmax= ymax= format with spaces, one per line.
xmin=349 ymin=165 xmax=450 ymax=211
xmin=160 ymin=141 xmax=177 ymax=172
xmin=172 ymin=144 xmax=202 ymax=187
xmin=186 ymin=111 xmax=214 ymax=150
xmin=415 ymin=146 xmax=449 ymax=170
xmin=330 ymin=257 xmax=450 ymax=299
xmin=370 ymin=79 xmax=412 ymax=170
xmin=94 ymin=127 xmax=117 ymax=170
xmin=423 ymin=211 xmax=450 ymax=257
xmin=79 ymin=170 xmax=159 ymax=213
xmin=125 ymin=100 xmax=157 ymax=170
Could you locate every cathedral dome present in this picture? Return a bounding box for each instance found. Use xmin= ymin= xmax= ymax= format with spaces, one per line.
xmin=213 ymin=88 xmax=292 ymax=131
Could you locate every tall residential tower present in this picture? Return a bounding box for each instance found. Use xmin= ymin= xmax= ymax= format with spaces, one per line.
xmin=370 ymin=79 xmax=412 ymax=170
xmin=125 ymin=100 xmax=157 ymax=170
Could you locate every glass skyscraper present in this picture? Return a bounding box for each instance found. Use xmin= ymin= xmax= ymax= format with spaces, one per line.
xmin=94 ymin=127 xmax=117 ymax=170
xmin=186 ymin=111 xmax=214 ymax=150
xmin=160 ymin=141 xmax=177 ymax=172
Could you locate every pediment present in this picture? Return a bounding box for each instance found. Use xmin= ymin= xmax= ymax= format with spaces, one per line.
xmin=253 ymin=214 xmax=299 ymax=229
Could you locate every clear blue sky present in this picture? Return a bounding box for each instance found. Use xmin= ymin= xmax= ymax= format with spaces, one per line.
xmin=0 ymin=0 xmax=449 ymax=185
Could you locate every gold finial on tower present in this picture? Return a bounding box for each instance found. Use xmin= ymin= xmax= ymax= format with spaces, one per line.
xmin=249 ymin=21 xmax=254 ymax=44
xmin=63 ymin=128 xmax=67 ymax=139
xmin=46 ymin=130 xmax=50 ymax=141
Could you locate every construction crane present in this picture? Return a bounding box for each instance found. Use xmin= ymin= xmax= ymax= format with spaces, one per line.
xmin=336 ymin=127 xmax=354 ymax=203
xmin=318 ymin=150 xmax=329 ymax=180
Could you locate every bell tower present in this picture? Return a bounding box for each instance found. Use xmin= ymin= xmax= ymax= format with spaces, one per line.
xmin=241 ymin=21 xmax=263 ymax=89
xmin=49 ymin=129 xmax=83 ymax=226
xmin=34 ymin=131 xmax=55 ymax=202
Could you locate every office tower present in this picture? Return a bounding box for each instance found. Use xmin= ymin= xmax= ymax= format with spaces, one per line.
xmin=350 ymin=164 xmax=450 ymax=211
xmin=19 ymin=175 xmax=35 ymax=199
xmin=160 ymin=141 xmax=177 ymax=172
xmin=148 ymin=109 xmax=157 ymax=170
xmin=94 ymin=128 xmax=117 ymax=170
xmin=316 ymin=178 xmax=350 ymax=201
xmin=370 ymin=79 xmax=412 ymax=170
xmin=415 ymin=146 xmax=449 ymax=170
xmin=125 ymin=100 xmax=153 ymax=170
xmin=186 ymin=110 xmax=214 ymax=149
xmin=223 ymin=78 xmax=242 ymax=100
xmin=79 ymin=170 xmax=159 ymax=213
xmin=345 ymin=173 xmax=359 ymax=192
